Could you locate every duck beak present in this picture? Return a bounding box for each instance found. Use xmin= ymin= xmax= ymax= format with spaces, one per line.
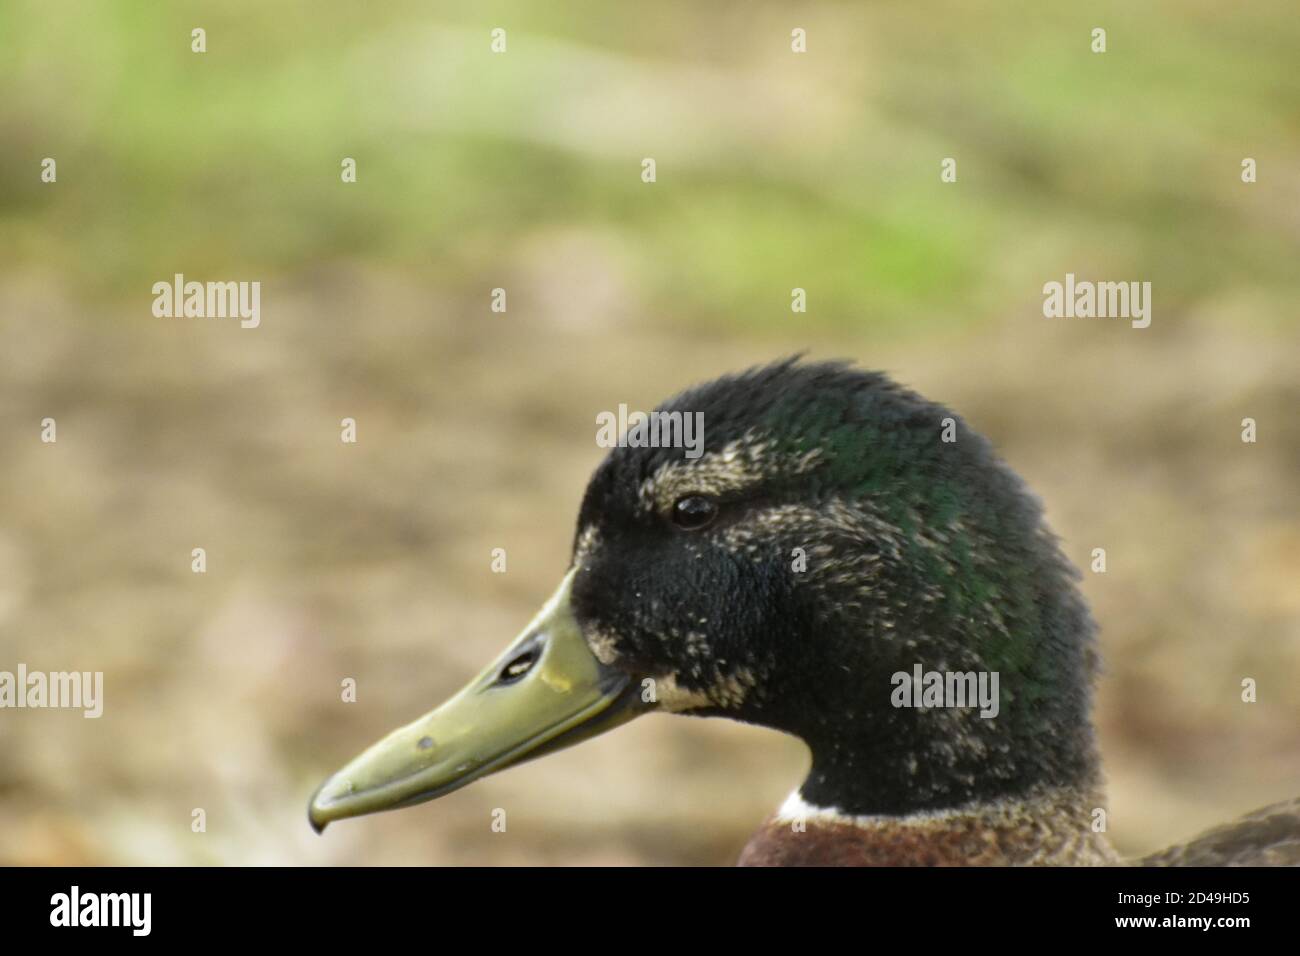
xmin=308 ymin=569 xmax=641 ymax=832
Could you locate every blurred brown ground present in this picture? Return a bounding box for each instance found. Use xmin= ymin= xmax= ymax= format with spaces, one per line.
xmin=1 ymin=269 xmax=1296 ymax=865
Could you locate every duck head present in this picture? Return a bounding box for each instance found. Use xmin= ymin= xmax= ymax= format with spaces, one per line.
xmin=309 ymin=358 xmax=1101 ymax=833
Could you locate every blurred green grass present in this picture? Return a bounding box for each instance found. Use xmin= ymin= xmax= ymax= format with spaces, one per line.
xmin=4 ymin=2 xmax=1298 ymax=331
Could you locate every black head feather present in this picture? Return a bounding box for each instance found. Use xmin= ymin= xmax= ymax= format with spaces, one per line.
xmin=570 ymin=358 xmax=1100 ymax=814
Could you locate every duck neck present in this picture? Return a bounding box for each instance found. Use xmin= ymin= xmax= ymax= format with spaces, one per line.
xmin=777 ymin=569 xmax=1105 ymax=818
xmin=789 ymin=695 xmax=1104 ymax=819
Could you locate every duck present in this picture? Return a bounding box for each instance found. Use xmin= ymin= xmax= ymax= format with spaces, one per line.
xmin=308 ymin=358 xmax=1300 ymax=866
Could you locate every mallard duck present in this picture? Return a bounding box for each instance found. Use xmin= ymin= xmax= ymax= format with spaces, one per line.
xmin=308 ymin=358 xmax=1299 ymax=865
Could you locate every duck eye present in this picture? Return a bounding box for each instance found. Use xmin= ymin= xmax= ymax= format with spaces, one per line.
xmin=672 ymin=495 xmax=718 ymax=531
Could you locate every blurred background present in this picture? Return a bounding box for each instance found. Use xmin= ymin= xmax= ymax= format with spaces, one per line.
xmin=1 ymin=1 xmax=1298 ymax=865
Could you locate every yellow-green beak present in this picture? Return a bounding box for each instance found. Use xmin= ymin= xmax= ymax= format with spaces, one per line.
xmin=308 ymin=569 xmax=642 ymax=832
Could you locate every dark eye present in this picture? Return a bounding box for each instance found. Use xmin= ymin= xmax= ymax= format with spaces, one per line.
xmin=672 ymin=495 xmax=718 ymax=531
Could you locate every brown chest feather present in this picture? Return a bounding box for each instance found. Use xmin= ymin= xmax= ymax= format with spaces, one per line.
xmin=738 ymin=806 xmax=1120 ymax=867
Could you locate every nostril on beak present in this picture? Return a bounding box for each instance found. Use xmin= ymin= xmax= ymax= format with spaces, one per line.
xmin=497 ymin=635 xmax=545 ymax=685
xmin=417 ymin=736 xmax=435 ymax=750
xmin=498 ymin=648 xmax=539 ymax=684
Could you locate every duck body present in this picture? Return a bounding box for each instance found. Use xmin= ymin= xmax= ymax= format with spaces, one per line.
xmin=309 ymin=359 xmax=1299 ymax=866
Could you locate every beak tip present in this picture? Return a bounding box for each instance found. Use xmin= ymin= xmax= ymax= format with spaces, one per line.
xmin=308 ymin=782 xmax=333 ymax=834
